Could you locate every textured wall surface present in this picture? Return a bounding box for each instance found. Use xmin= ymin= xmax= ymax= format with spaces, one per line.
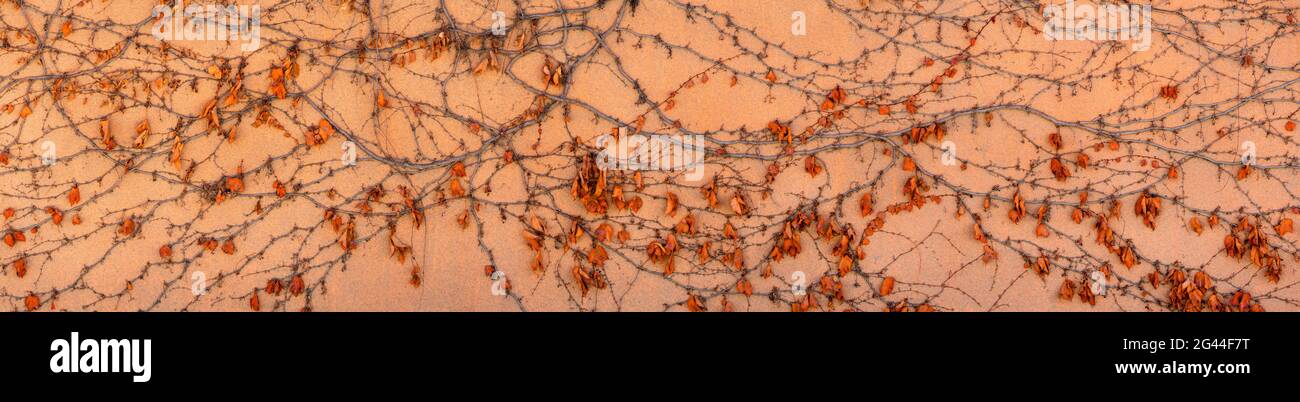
xmin=1 ymin=0 xmax=1298 ymax=311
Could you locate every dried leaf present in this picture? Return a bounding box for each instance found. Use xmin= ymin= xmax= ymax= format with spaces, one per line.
xmin=68 ymin=184 xmax=81 ymax=205
xmin=879 ymin=276 xmax=895 ymax=296
xmin=24 ymin=294 xmax=39 ymax=311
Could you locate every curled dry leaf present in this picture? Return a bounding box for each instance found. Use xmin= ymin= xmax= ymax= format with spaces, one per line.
xmin=1048 ymin=132 xmax=1063 ymax=150
xmin=859 ymin=193 xmax=874 ymax=217
xmin=1059 ymin=279 xmax=1075 ymax=301
xmin=118 ymin=217 xmax=135 ymax=236
xmin=25 ymin=294 xmax=40 ymax=311
xmin=804 ymin=156 xmax=822 ymax=176
xmin=686 ymin=294 xmax=706 ymax=312
xmin=729 ymin=192 xmax=748 ymax=216
xmin=1189 ymin=217 xmax=1204 ymax=235
xmin=290 ymin=275 xmax=305 ymax=296
xmin=664 ymin=192 xmax=678 ymax=217
xmin=880 ymin=276 xmax=895 ymax=296
xmin=170 ymin=135 xmax=185 ymax=170
xmin=1276 ymin=218 xmax=1294 ymax=236
xmin=1049 ymin=158 xmax=1070 ymax=181
xmin=736 ymin=278 xmax=753 ymax=297
xmin=1008 ymin=189 xmax=1025 ymax=223
xmin=132 ymin=120 xmax=149 ymax=148
xmin=67 ymin=184 xmax=80 ymax=206
xmin=46 ymin=207 xmax=63 ymax=225
xmin=98 ymin=120 xmax=116 ymax=150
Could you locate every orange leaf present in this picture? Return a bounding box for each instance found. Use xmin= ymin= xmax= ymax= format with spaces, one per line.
xmin=67 ymin=184 xmax=80 ymax=205
xmin=290 ymin=275 xmax=305 ymax=296
xmin=804 ymin=156 xmax=822 ymax=176
xmin=880 ymin=277 xmax=895 ymax=296
xmin=664 ymin=192 xmax=678 ymax=217
xmin=1277 ymin=218 xmax=1294 ymax=236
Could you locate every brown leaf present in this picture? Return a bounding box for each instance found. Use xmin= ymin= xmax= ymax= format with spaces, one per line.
xmin=664 ymin=192 xmax=678 ymax=217
xmin=1049 ymin=158 xmax=1070 ymax=181
xmin=170 ymin=136 xmax=185 ymax=170
xmin=24 ymin=294 xmax=39 ymax=311
xmin=67 ymin=184 xmax=80 ymax=205
xmin=1189 ymin=217 xmax=1203 ymax=235
xmin=133 ymin=120 xmax=150 ymax=147
xmin=1059 ymin=279 xmax=1075 ymax=301
xmin=804 ymin=156 xmax=822 ymax=176
xmin=686 ymin=294 xmax=705 ymax=312
xmin=737 ymin=278 xmax=753 ymax=297
xmin=448 ymin=179 xmax=465 ymax=197
xmin=119 ymin=217 xmax=135 ymax=236
xmin=1277 ymin=218 xmax=1294 ymax=236
xmin=99 ymin=120 xmax=116 ymax=150
xmin=879 ymin=277 xmax=895 ymax=296
xmin=290 ymin=275 xmax=305 ymax=296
